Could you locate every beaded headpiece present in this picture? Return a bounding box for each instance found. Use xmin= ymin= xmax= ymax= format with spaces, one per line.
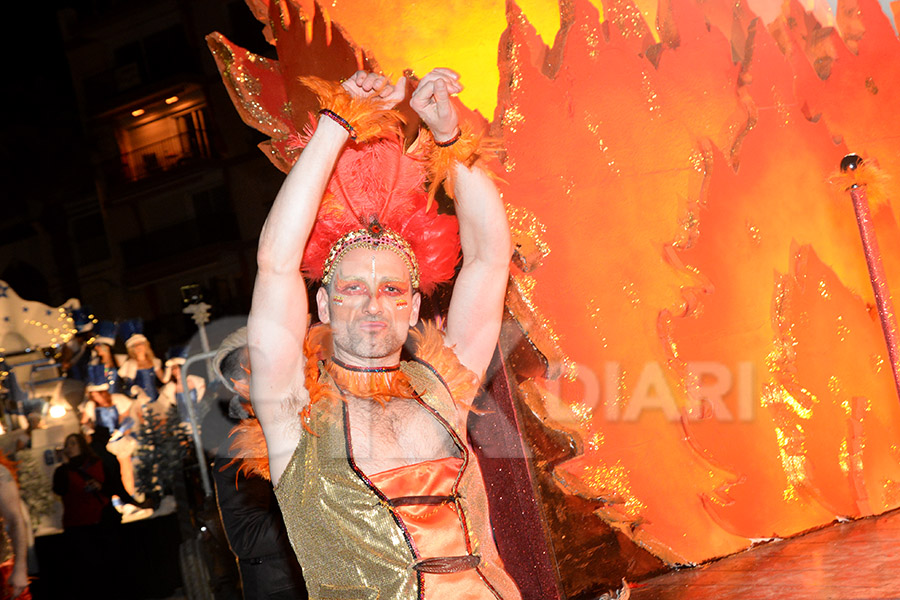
xmin=322 ymin=219 xmax=420 ymax=288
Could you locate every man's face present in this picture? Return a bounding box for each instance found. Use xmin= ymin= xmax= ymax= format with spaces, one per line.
xmin=317 ymin=247 xmax=421 ymax=366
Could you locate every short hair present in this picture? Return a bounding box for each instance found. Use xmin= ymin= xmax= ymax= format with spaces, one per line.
xmin=213 ymin=327 xmax=248 ymax=394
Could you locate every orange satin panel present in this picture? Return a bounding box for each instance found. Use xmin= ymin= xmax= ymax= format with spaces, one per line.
xmin=370 ymin=457 xmax=495 ymax=600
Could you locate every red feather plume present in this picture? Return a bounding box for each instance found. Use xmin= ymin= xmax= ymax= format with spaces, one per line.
xmin=298 ymin=119 xmax=460 ymax=294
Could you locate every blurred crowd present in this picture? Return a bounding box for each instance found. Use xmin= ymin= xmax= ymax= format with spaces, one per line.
xmin=0 ymin=305 xmax=306 ymax=599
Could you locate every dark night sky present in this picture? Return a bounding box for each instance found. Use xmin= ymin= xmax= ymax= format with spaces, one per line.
xmin=2 ymin=2 xmax=93 ymax=218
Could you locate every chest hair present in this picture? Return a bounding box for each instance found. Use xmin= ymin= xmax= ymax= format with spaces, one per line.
xmin=345 ymin=395 xmax=461 ymax=476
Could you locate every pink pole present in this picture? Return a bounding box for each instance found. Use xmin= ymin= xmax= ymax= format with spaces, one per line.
xmin=844 ymin=155 xmax=900 ymax=402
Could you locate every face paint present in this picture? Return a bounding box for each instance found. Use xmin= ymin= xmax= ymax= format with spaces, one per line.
xmin=395 ymin=299 xmax=409 ymax=309
xmin=332 ymin=294 xmax=344 ymax=305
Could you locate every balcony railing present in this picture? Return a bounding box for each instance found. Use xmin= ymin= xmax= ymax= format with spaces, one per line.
xmin=104 ymin=129 xmax=213 ymax=185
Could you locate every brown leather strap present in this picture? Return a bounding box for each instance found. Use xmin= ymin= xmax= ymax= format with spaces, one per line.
xmin=389 ymin=494 xmax=455 ymax=507
xmin=412 ymin=555 xmax=481 ymax=574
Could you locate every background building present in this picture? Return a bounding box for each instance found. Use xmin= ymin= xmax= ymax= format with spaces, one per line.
xmin=1 ymin=0 xmax=284 ymax=350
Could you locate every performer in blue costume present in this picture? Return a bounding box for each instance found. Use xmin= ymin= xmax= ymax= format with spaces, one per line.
xmin=91 ymin=320 xmax=127 ymax=395
xmin=82 ymin=364 xmax=140 ymax=498
xmin=117 ymin=319 xmax=164 ymax=402
xmin=155 ymin=346 xmax=206 ymax=425
xmin=83 ymin=364 xmax=123 ymax=434
xmin=62 ymin=307 xmax=94 ymax=382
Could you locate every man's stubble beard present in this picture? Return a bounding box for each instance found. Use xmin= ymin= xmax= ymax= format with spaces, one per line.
xmin=333 ymin=320 xmax=408 ymax=360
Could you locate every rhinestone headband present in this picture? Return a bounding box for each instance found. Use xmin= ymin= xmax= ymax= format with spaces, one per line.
xmin=322 ymin=221 xmax=420 ymax=289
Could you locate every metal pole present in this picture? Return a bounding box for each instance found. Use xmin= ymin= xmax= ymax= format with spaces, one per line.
xmin=196 ymin=321 xmax=215 ymax=382
xmin=183 ymin=302 xmax=215 ymax=382
xmin=181 ymin=350 xmax=217 ymax=498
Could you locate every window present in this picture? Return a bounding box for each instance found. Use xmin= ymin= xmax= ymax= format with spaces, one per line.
xmin=114 ymin=87 xmax=213 ymax=182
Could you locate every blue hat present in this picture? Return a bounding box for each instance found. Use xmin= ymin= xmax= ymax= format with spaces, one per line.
xmin=86 ymin=363 xmax=110 ymax=392
xmin=119 ymin=318 xmax=147 ymax=348
xmin=165 ymin=345 xmax=189 ymax=367
xmin=94 ymin=321 xmax=118 ymax=346
xmin=70 ymin=308 xmax=94 ymax=333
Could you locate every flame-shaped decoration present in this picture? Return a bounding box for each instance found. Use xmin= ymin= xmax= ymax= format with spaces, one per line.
xmin=209 ymin=0 xmax=900 ymax=595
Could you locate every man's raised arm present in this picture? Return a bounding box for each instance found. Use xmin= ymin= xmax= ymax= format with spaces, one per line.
xmin=410 ymin=70 xmax=512 ymax=378
xmin=249 ymin=72 xmax=406 ymax=484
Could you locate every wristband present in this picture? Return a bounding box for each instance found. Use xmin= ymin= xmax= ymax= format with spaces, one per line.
xmin=433 ymin=127 xmax=462 ymax=147
xmin=318 ymin=108 xmax=357 ymax=140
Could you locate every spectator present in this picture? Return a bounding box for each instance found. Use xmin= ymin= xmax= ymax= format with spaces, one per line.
xmin=51 ymin=433 xmax=121 ymax=600
xmin=52 ymin=433 xmax=108 ymax=530
xmin=210 ymin=328 xmax=307 ymax=600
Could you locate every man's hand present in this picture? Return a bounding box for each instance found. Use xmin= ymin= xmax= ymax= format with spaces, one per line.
xmin=410 ymin=68 xmax=463 ymax=142
xmin=342 ymin=71 xmax=406 ymax=109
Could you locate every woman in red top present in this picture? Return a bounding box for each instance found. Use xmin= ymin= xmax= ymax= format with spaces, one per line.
xmin=52 ymin=433 xmax=125 ymax=599
xmin=52 ymin=434 xmax=108 ymax=529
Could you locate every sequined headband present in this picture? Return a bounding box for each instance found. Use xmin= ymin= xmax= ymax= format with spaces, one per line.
xmin=322 ymin=221 xmax=420 ymax=289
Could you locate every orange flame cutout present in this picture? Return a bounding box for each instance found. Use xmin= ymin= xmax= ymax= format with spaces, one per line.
xmin=210 ymin=0 xmax=900 ymax=573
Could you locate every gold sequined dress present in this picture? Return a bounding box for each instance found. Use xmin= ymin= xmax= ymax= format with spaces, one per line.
xmin=273 ymin=324 xmax=522 ymax=600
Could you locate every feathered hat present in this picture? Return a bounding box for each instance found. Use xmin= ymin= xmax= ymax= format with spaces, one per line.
xmin=94 ymin=321 xmax=118 ymax=347
xmin=295 ymin=80 xmax=461 ymax=295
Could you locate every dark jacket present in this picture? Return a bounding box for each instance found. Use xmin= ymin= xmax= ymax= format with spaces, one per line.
xmin=212 ymin=455 xmax=307 ymax=600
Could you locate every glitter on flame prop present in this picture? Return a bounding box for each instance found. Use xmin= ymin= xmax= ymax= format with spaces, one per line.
xmin=210 ymin=0 xmax=900 ymax=596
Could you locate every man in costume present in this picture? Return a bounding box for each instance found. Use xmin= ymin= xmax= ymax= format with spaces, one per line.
xmin=247 ymin=68 xmax=521 ymax=598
